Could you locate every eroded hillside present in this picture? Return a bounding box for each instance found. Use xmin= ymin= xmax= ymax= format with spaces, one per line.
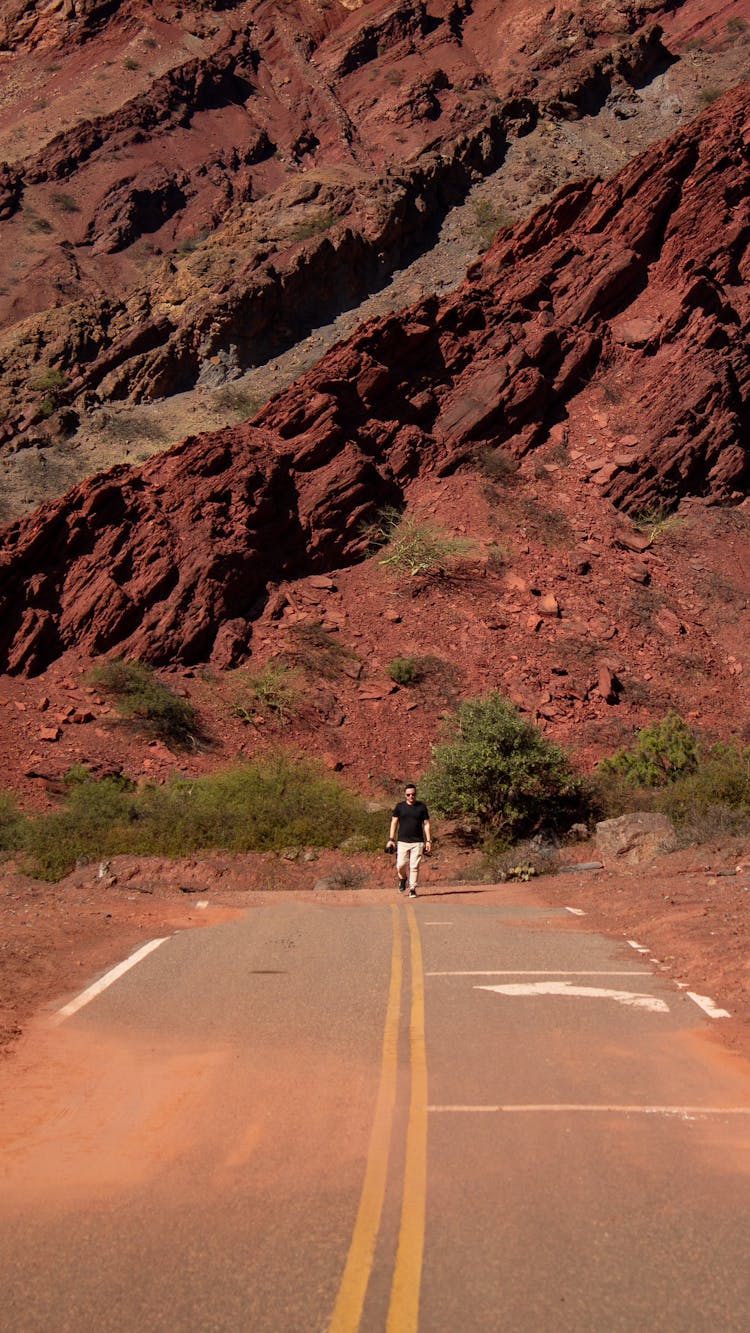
xmin=1 ymin=0 xmax=748 ymax=519
xmin=0 ymin=83 xmax=748 ymax=799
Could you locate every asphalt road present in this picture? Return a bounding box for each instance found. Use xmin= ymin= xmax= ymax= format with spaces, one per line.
xmin=1 ymin=886 xmax=750 ymax=1332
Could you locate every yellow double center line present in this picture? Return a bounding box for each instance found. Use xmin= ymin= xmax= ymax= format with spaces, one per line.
xmin=329 ymin=905 xmax=428 ymax=1333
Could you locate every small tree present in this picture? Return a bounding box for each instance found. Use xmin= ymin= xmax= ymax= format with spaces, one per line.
xmin=598 ymin=712 xmax=698 ymax=787
xmin=422 ymin=692 xmax=587 ymax=842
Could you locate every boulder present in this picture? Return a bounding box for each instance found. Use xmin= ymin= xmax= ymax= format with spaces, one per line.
xmin=595 ymin=812 xmax=677 ymax=866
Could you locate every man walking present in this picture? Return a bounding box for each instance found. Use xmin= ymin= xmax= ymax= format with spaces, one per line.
xmin=386 ymin=784 xmax=432 ymax=898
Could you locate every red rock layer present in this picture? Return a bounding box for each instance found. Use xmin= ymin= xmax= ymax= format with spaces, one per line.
xmin=0 ymin=85 xmax=748 ymax=675
xmin=0 ymin=0 xmax=674 ymax=440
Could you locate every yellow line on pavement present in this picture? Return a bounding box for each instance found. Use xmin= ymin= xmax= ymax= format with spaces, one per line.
xmin=387 ymin=906 xmax=428 ymax=1333
xmin=329 ymin=905 xmax=403 ymax=1333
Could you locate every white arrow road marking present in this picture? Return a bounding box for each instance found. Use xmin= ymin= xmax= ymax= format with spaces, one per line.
xmin=428 ymin=970 xmax=651 ymax=977
xmin=476 ymin=981 xmax=669 ymax=1013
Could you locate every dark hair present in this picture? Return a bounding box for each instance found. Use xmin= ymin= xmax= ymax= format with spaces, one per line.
xmin=405 ymin=783 xmax=417 ymax=792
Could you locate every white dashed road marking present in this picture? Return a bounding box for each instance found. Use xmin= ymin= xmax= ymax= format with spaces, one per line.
xmin=54 ymin=938 xmax=170 ymax=1023
xmin=565 ymin=907 xmax=586 ymax=916
xmin=687 ymin=992 xmax=731 ymax=1019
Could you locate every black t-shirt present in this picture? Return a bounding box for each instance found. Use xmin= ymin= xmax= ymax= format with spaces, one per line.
xmin=392 ymin=800 xmax=429 ymax=842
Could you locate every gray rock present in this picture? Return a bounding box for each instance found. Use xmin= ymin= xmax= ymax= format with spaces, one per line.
xmin=595 ymin=812 xmax=677 ymax=866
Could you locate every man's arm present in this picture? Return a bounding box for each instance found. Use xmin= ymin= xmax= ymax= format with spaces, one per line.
xmin=423 ymin=818 xmax=432 ymax=850
xmin=387 ymin=814 xmax=399 ymax=847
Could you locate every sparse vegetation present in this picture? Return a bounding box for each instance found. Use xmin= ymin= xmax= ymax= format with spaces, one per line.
xmin=422 ymin=692 xmax=589 ymax=843
xmin=457 ymin=840 xmax=559 ymax=883
xmin=93 ymin=410 xmax=167 ymax=443
xmin=518 ymin=497 xmax=573 ymax=548
xmin=323 ymin=865 xmax=368 ymax=889
xmin=388 ymin=656 xmax=422 ymax=686
xmin=30 ymin=368 xmax=66 ymax=394
xmin=371 ymin=507 xmax=472 ymax=577
xmin=698 ymin=87 xmax=721 ymax=106
xmin=213 ymin=384 xmax=264 ymax=419
xmin=26 ymin=214 xmax=54 ymax=234
xmin=30 ymin=366 xmax=66 ymax=418
xmin=176 ymin=230 xmax=208 ymax=255
xmin=51 ymin=191 xmax=80 ymax=214
xmin=123 ymin=57 xmax=141 ymax=71
xmin=631 ymin=505 xmax=679 ymax=542
xmin=233 ymin=663 xmax=302 ymax=723
xmin=473 ymin=198 xmax=513 ymax=248
xmin=90 ymin=658 xmax=202 ymax=749
xmin=474 ymin=445 xmax=518 ymax=483
xmin=285 ymin=621 xmax=358 ymax=679
xmin=290 ymin=210 xmax=336 ymax=242
xmin=486 ymin=543 xmax=508 ymax=572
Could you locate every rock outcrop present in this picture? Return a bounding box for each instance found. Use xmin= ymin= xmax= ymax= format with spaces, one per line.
xmin=0 ymin=0 xmax=680 ymax=450
xmin=0 ymin=85 xmax=748 ymax=675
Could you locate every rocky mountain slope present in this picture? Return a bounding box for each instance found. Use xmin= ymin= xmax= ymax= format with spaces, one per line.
xmin=2 ymin=84 xmax=748 ymax=666
xmin=0 ymin=78 xmax=749 ymax=799
xmin=1 ymin=0 xmax=746 ymax=521
xmin=0 ymin=0 xmax=748 ymax=801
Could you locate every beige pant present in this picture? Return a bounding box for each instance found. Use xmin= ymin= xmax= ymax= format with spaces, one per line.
xmin=397 ymin=841 xmax=424 ymax=891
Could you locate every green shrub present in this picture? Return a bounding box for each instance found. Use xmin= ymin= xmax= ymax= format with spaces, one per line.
xmin=598 ymin=713 xmax=698 ymax=788
xmin=91 ymin=658 xmax=201 ymax=748
xmin=21 ymin=775 xmax=139 ymax=880
xmin=233 ymin=663 xmax=301 ymax=722
xmin=20 ymin=756 xmax=383 ymax=880
xmin=290 ymin=210 xmax=336 ymax=242
xmin=0 ymin=791 xmax=26 ymax=855
xmin=422 ymin=692 xmax=588 ymax=840
xmin=30 ymin=367 xmax=66 ymax=394
xmin=388 ymin=656 xmax=422 ymax=686
xmin=656 ymin=742 xmax=750 ymax=831
xmin=595 ymin=729 xmax=750 ymax=847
